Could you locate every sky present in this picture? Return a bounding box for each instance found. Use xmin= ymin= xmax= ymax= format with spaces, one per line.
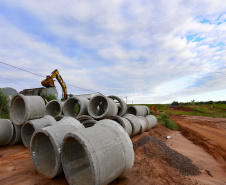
xmin=0 ymin=0 xmax=226 ymax=104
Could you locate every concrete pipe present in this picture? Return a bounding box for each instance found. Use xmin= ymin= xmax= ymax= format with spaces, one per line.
xmin=21 ymin=115 xmax=56 ymax=148
xmin=61 ymin=119 xmax=134 ymax=185
xmin=137 ymin=116 xmax=148 ymax=134
xmin=30 ymin=117 xmax=84 ymax=178
xmin=0 ymin=119 xmax=14 ymax=146
xmin=55 ymin=115 xmax=64 ymax=121
xmin=82 ymin=119 xmax=97 ymax=128
xmin=9 ymin=122 xmax=22 ymax=145
xmin=108 ymin=95 xmax=127 ymax=116
xmin=77 ymin=115 xmax=94 ymax=123
xmin=144 ymin=106 xmax=150 ymax=115
xmin=107 ymin=116 xmax=132 ymax=137
xmin=88 ymin=95 xmax=118 ymax=120
xmin=45 ymin=100 xmax=64 ymax=117
xmin=127 ymin=105 xmax=147 ymax=117
xmin=20 ymin=87 xmax=58 ymax=99
xmin=145 ymin=115 xmax=158 ymax=130
xmin=137 ymin=116 xmax=149 ymax=131
xmin=123 ymin=114 xmax=141 ymax=137
xmin=63 ymin=97 xmax=89 ymax=118
xmin=10 ymin=94 xmax=45 ymax=125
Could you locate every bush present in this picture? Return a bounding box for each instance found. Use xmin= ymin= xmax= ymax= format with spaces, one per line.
xmin=158 ymin=113 xmax=178 ymax=130
xmin=0 ymin=91 xmax=9 ymax=119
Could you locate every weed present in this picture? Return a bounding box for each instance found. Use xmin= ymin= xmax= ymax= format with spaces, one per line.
xmin=158 ymin=113 xmax=178 ymax=130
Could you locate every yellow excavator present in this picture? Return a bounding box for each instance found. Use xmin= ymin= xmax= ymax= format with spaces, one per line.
xmin=41 ymin=69 xmax=68 ymax=100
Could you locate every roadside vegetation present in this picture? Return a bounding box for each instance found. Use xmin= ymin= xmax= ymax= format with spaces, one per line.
xmin=0 ymin=91 xmax=9 ymax=119
xmin=157 ymin=113 xmax=178 ymax=130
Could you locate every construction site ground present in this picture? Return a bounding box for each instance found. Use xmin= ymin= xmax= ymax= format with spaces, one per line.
xmin=0 ymin=114 xmax=226 ymax=185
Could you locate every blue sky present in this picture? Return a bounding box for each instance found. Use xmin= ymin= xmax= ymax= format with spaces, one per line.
xmin=0 ymin=0 xmax=226 ymax=104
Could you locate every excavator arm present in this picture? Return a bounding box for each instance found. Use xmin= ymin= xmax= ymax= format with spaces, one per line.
xmin=41 ymin=69 xmax=68 ymax=100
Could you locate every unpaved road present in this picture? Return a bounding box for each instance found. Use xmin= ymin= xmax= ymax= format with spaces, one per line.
xmin=171 ymin=115 xmax=226 ymax=166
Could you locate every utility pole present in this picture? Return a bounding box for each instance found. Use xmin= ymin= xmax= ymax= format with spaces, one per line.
xmin=125 ymin=96 xmax=127 ymax=104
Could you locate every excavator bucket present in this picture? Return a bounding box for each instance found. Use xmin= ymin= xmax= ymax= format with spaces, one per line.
xmin=41 ymin=76 xmax=55 ymax=87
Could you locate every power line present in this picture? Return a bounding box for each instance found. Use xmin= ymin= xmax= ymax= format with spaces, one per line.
xmin=0 ymin=60 xmax=96 ymax=93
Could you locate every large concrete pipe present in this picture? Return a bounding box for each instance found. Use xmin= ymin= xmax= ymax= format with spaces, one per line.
xmin=88 ymin=94 xmax=118 ymax=120
xmin=10 ymin=94 xmax=45 ymax=125
xmin=63 ymin=97 xmax=89 ymax=118
xmin=145 ymin=106 xmax=150 ymax=115
xmin=123 ymin=114 xmax=141 ymax=137
xmin=21 ymin=115 xmax=56 ymax=148
xmin=61 ymin=119 xmax=134 ymax=185
xmin=77 ymin=115 xmax=94 ymax=123
xmin=137 ymin=116 xmax=149 ymax=131
xmin=30 ymin=117 xmax=84 ymax=178
xmin=145 ymin=115 xmax=158 ymax=130
xmin=107 ymin=115 xmax=132 ymax=136
xmin=0 ymin=87 xmax=18 ymax=106
xmin=45 ymin=100 xmax=64 ymax=117
xmin=108 ymin=95 xmax=127 ymax=116
xmin=137 ymin=116 xmax=148 ymax=134
xmin=127 ymin=105 xmax=148 ymax=117
xmin=9 ymin=122 xmax=22 ymax=145
xmin=0 ymin=119 xmax=14 ymax=146
xmin=20 ymin=87 xmax=58 ymax=98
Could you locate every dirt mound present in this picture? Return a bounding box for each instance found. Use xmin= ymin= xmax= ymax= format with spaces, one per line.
xmin=133 ymin=136 xmax=200 ymax=176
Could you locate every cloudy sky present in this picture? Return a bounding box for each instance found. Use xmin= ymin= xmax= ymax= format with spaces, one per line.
xmin=0 ymin=0 xmax=226 ymax=104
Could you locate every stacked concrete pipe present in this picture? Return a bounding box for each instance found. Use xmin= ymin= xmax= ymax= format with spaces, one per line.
xmin=63 ymin=97 xmax=89 ymax=118
xmin=0 ymin=119 xmax=14 ymax=146
xmin=145 ymin=115 xmax=158 ymax=129
xmin=127 ymin=105 xmax=150 ymax=117
xmin=30 ymin=117 xmax=84 ymax=178
xmin=123 ymin=114 xmax=141 ymax=137
xmin=10 ymin=94 xmax=45 ymax=125
xmin=137 ymin=116 xmax=148 ymax=134
xmin=88 ymin=94 xmax=118 ymax=120
xmin=9 ymin=122 xmax=22 ymax=145
xmin=21 ymin=115 xmax=56 ymax=148
xmin=61 ymin=119 xmax=134 ymax=185
xmin=45 ymin=100 xmax=64 ymax=117
xmin=107 ymin=115 xmax=132 ymax=136
xmin=108 ymin=95 xmax=127 ymax=116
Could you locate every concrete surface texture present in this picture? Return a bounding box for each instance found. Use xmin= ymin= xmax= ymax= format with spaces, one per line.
xmin=145 ymin=115 xmax=158 ymax=130
xmin=30 ymin=117 xmax=84 ymax=178
xmin=123 ymin=114 xmax=141 ymax=137
xmin=0 ymin=119 xmax=13 ymax=146
xmin=21 ymin=115 xmax=56 ymax=148
xmin=107 ymin=115 xmax=132 ymax=137
xmin=10 ymin=94 xmax=45 ymax=125
xmin=127 ymin=105 xmax=149 ymax=117
xmin=61 ymin=119 xmax=134 ymax=185
xmin=108 ymin=95 xmax=127 ymax=116
xmin=9 ymin=122 xmax=22 ymax=145
xmin=63 ymin=97 xmax=89 ymax=118
xmin=88 ymin=94 xmax=118 ymax=120
xmin=45 ymin=100 xmax=64 ymax=117
xmin=137 ymin=116 xmax=148 ymax=134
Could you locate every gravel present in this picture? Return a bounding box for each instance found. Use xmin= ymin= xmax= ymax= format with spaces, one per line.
xmin=133 ymin=135 xmax=200 ymax=176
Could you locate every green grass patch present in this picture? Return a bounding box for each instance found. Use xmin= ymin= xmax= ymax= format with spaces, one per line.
xmin=158 ymin=113 xmax=178 ymax=130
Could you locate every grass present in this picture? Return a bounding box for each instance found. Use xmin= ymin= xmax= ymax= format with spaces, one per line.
xmin=158 ymin=113 xmax=178 ymax=130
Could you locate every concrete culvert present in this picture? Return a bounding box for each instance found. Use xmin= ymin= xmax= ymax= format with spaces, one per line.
xmin=61 ymin=119 xmax=134 ymax=185
xmin=63 ymin=97 xmax=89 ymax=118
xmin=21 ymin=115 xmax=56 ymax=148
xmin=0 ymin=119 xmax=14 ymax=146
xmin=30 ymin=117 xmax=84 ymax=178
xmin=108 ymin=95 xmax=127 ymax=116
xmin=77 ymin=115 xmax=94 ymax=123
xmin=137 ymin=116 xmax=148 ymax=134
xmin=45 ymin=100 xmax=64 ymax=117
xmin=137 ymin=116 xmax=149 ymax=131
xmin=107 ymin=116 xmax=132 ymax=136
xmin=123 ymin=114 xmax=141 ymax=137
xmin=10 ymin=94 xmax=45 ymax=125
xmin=88 ymin=95 xmax=118 ymax=120
xmin=127 ymin=105 xmax=148 ymax=117
xmin=9 ymin=122 xmax=22 ymax=145
xmin=82 ymin=119 xmax=97 ymax=128
xmin=145 ymin=115 xmax=158 ymax=130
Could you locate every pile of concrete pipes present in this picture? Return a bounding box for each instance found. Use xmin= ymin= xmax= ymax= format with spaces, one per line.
xmin=0 ymin=93 xmax=158 ymax=185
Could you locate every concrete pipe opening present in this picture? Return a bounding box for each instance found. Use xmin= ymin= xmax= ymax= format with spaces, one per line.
xmin=30 ymin=132 xmax=56 ymax=178
xmin=45 ymin=100 xmax=62 ymax=117
xmin=21 ymin=123 xmax=35 ymax=148
xmin=61 ymin=137 xmax=92 ymax=185
xmin=126 ymin=106 xmax=136 ymax=115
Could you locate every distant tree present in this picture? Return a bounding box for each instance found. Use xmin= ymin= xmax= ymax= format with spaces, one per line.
xmin=171 ymin=101 xmax=179 ymax=106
